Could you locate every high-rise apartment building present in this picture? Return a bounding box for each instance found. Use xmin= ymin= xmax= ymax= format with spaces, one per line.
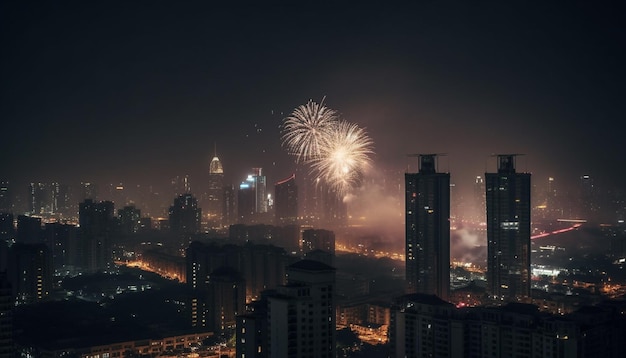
xmin=486 ymin=154 xmax=531 ymax=302
xmin=405 ymin=154 xmax=450 ymax=300
xmin=7 ymin=243 xmax=52 ymax=305
xmin=274 ymin=174 xmax=298 ymax=226
xmin=237 ymin=259 xmax=336 ymax=358
xmin=207 ymin=266 xmax=245 ymax=334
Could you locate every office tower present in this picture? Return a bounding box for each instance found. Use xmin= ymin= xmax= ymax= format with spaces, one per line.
xmin=473 ymin=175 xmax=486 ymax=221
xmin=0 ymin=272 xmax=13 ymax=358
xmin=16 ymin=215 xmax=42 ymax=244
xmin=237 ymin=169 xmax=268 ymax=224
xmin=7 ymin=243 xmax=52 ymax=305
xmin=486 ymin=154 xmax=531 ymax=302
xmin=207 ymin=154 xmax=225 ymax=227
xmin=301 ymin=228 xmax=335 ymax=256
xmin=79 ymin=199 xmax=115 ymax=272
xmin=168 ymin=194 xmax=201 ymax=250
xmin=253 ymin=168 xmax=267 ymax=214
xmin=266 ymin=259 xmax=336 ymax=358
xmin=118 ymin=205 xmax=141 ymax=235
xmin=223 ymin=184 xmax=236 ymax=227
xmin=238 ymin=180 xmax=256 ymax=225
xmin=0 ymin=181 xmax=11 ymax=213
xmin=405 ymin=154 xmax=450 ymax=300
xmin=274 ymin=174 xmax=298 ymax=226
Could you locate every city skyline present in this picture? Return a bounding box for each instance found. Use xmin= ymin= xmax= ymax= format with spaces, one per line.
xmin=1 ymin=1 xmax=625 ymax=204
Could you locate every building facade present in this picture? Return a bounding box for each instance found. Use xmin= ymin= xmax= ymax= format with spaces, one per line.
xmin=405 ymin=154 xmax=450 ymax=300
xmin=274 ymin=174 xmax=298 ymax=226
xmin=485 ymin=154 xmax=531 ymax=302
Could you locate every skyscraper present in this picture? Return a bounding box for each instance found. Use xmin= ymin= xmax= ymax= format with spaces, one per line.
xmin=207 ymin=154 xmax=224 ymax=227
xmin=405 ymin=154 xmax=450 ymax=300
xmin=486 ymin=154 xmax=531 ymax=302
xmin=274 ymin=174 xmax=298 ymax=226
xmin=252 ymin=168 xmax=267 ymax=214
xmin=237 ymin=169 xmax=268 ymax=224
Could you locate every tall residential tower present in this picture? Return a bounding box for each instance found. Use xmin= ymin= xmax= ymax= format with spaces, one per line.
xmin=485 ymin=154 xmax=531 ymax=302
xmin=405 ymin=154 xmax=450 ymax=300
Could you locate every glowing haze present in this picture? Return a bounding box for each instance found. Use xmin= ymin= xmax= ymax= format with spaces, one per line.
xmin=281 ymin=99 xmax=374 ymax=196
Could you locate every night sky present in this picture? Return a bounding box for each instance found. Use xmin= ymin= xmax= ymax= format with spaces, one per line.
xmin=2 ymin=1 xmax=625 ymax=198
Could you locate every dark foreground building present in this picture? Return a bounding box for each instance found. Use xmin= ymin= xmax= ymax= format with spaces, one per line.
xmin=390 ymin=293 xmax=626 ymax=358
xmin=405 ymin=154 xmax=450 ymax=300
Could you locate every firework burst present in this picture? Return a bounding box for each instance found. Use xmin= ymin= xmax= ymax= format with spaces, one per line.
xmin=311 ymin=120 xmax=374 ymax=194
xmin=280 ymin=98 xmax=338 ymax=163
xmin=281 ymin=99 xmax=374 ymax=195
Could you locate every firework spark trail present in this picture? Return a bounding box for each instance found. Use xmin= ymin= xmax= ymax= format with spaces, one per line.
xmin=310 ymin=120 xmax=373 ymax=195
xmin=281 ymin=99 xmax=374 ymax=195
xmin=280 ymin=98 xmax=338 ymax=163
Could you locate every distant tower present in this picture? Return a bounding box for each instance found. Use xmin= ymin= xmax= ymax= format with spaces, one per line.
xmin=118 ymin=205 xmax=141 ymax=235
xmin=0 ymin=181 xmax=12 ymax=213
xmin=169 ymin=194 xmax=202 ymax=250
xmin=79 ymin=199 xmax=115 ymax=272
xmin=171 ymin=175 xmax=192 ymax=197
xmin=474 ymin=175 xmax=486 ymax=221
xmin=486 ymin=154 xmax=531 ymax=302
xmin=274 ymin=174 xmax=298 ymax=226
xmin=252 ymin=168 xmax=267 ymax=214
xmin=79 ymin=182 xmax=97 ymax=201
xmin=207 ymin=149 xmax=225 ymax=228
xmin=237 ymin=169 xmax=268 ymax=224
xmin=223 ymin=184 xmax=236 ymax=227
xmin=302 ymin=228 xmax=335 ymax=256
xmin=405 ymin=154 xmax=450 ymax=300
